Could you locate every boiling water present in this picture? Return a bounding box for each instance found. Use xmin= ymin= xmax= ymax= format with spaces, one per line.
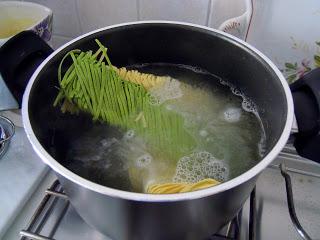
xmin=64 ymin=63 xmax=266 ymax=193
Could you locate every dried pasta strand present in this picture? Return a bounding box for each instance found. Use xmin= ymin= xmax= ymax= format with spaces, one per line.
xmin=113 ymin=66 xmax=168 ymax=90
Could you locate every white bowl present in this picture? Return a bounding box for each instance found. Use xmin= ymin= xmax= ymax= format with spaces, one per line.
xmin=0 ymin=1 xmax=53 ymax=47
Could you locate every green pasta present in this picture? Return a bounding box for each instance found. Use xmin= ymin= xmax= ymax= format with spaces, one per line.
xmin=54 ymin=39 xmax=196 ymax=161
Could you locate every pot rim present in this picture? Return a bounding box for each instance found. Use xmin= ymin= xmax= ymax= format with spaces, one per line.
xmin=22 ymin=20 xmax=294 ymax=202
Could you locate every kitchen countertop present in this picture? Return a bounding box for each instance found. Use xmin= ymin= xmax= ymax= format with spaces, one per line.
xmin=0 ymin=124 xmax=48 ymax=239
xmin=0 ymin=74 xmax=18 ymax=111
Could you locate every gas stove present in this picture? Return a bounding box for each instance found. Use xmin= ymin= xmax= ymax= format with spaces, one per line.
xmin=0 ymin=83 xmax=318 ymax=240
xmin=1 ymin=120 xmax=319 ymax=240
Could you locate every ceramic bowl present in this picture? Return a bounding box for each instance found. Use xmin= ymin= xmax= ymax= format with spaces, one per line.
xmin=0 ymin=1 xmax=53 ymax=47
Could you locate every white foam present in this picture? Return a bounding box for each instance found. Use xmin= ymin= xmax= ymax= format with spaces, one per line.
xmin=223 ymin=107 xmax=242 ymax=123
xmin=219 ymin=79 xmax=229 ymax=86
xmin=258 ymin=135 xmax=267 ymax=157
xmin=231 ymin=86 xmax=243 ymax=96
xmin=176 ymin=65 xmax=210 ymax=75
xmin=199 ymin=129 xmax=208 ymax=137
xmin=173 ymin=151 xmax=229 ymax=183
xmin=149 ymin=78 xmax=183 ymax=105
xmin=241 ymin=98 xmax=256 ymax=113
xmin=135 ymin=153 xmax=152 ymax=168
xmin=100 ymin=138 xmax=117 ymax=148
xmin=124 ymin=129 xmax=135 ymax=139
xmin=219 ymin=80 xmax=258 ymax=114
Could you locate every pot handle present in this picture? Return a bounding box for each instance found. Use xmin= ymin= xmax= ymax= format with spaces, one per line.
xmin=0 ymin=31 xmax=54 ymax=108
xmin=290 ymin=68 xmax=320 ymax=162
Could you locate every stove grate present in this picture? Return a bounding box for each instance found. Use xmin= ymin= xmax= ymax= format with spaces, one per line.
xmin=19 ymin=181 xmax=255 ymax=240
xmin=20 ymin=163 xmax=313 ymax=240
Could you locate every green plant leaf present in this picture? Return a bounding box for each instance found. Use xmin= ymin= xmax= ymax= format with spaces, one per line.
xmin=316 ymin=41 xmax=320 ymax=46
xmin=314 ymin=55 xmax=320 ymax=67
xmin=284 ymin=68 xmax=295 ymax=73
xmin=287 ymin=74 xmax=297 ymax=83
xmin=285 ymin=62 xmax=297 ymax=70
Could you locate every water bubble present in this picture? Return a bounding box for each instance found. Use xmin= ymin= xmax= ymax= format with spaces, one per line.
xmin=258 ymin=137 xmax=267 ymax=157
xmin=104 ymin=162 xmax=112 ymax=169
xmin=231 ymin=87 xmax=243 ymax=96
xmin=216 ymin=79 xmax=258 ymax=115
xmin=174 ymin=151 xmax=229 ymax=183
xmin=223 ymin=107 xmax=242 ymax=123
xmin=148 ymin=94 xmax=161 ymax=105
xmin=242 ymin=98 xmax=256 ymax=113
xmin=124 ymin=130 xmax=135 ymax=139
xmin=175 ymin=64 xmax=212 ymax=74
xmin=199 ymin=129 xmax=208 ymax=137
xmin=135 ymin=153 xmax=152 ymax=168
xmin=219 ymin=79 xmax=228 ymax=86
xmin=100 ymin=138 xmax=117 ymax=148
xmin=149 ymin=78 xmax=183 ymax=104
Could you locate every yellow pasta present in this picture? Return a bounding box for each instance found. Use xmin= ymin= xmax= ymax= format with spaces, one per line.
xmin=113 ymin=67 xmax=168 ymax=90
xmin=147 ymin=178 xmax=220 ymax=194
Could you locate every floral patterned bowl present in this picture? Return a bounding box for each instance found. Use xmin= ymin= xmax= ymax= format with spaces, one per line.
xmin=0 ymin=1 xmax=52 ymax=48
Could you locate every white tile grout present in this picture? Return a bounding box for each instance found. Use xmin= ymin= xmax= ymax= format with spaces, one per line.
xmin=136 ymin=0 xmax=140 ymax=21
xmin=13 ymin=0 xmax=214 ymax=33
xmin=206 ymin=0 xmax=213 ymax=27
xmin=74 ymin=0 xmax=83 ymax=35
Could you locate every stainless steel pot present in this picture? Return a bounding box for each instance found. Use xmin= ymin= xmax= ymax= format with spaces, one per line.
xmin=0 ymin=21 xmax=319 ymax=240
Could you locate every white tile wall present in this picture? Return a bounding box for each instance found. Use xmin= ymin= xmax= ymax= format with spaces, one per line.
xmin=22 ymin=0 xmax=82 ymax=38
xmin=51 ymin=35 xmax=72 ymax=49
xmin=139 ymin=0 xmax=210 ymax=25
xmin=2 ymin=0 xmax=254 ymax=49
xmin=77 ymin=0 xmax=138 ymax=33
xmin=23 ymin=0 xmax=216 ymax=49
xmin=246 ymin=0 xmax=320 ymax=82
xmin=208 ymin=0 xmax=248 ymax=28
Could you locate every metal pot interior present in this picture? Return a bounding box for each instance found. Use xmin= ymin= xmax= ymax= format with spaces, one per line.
xmin=27 ymin=23 xmax=288 ymax=191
